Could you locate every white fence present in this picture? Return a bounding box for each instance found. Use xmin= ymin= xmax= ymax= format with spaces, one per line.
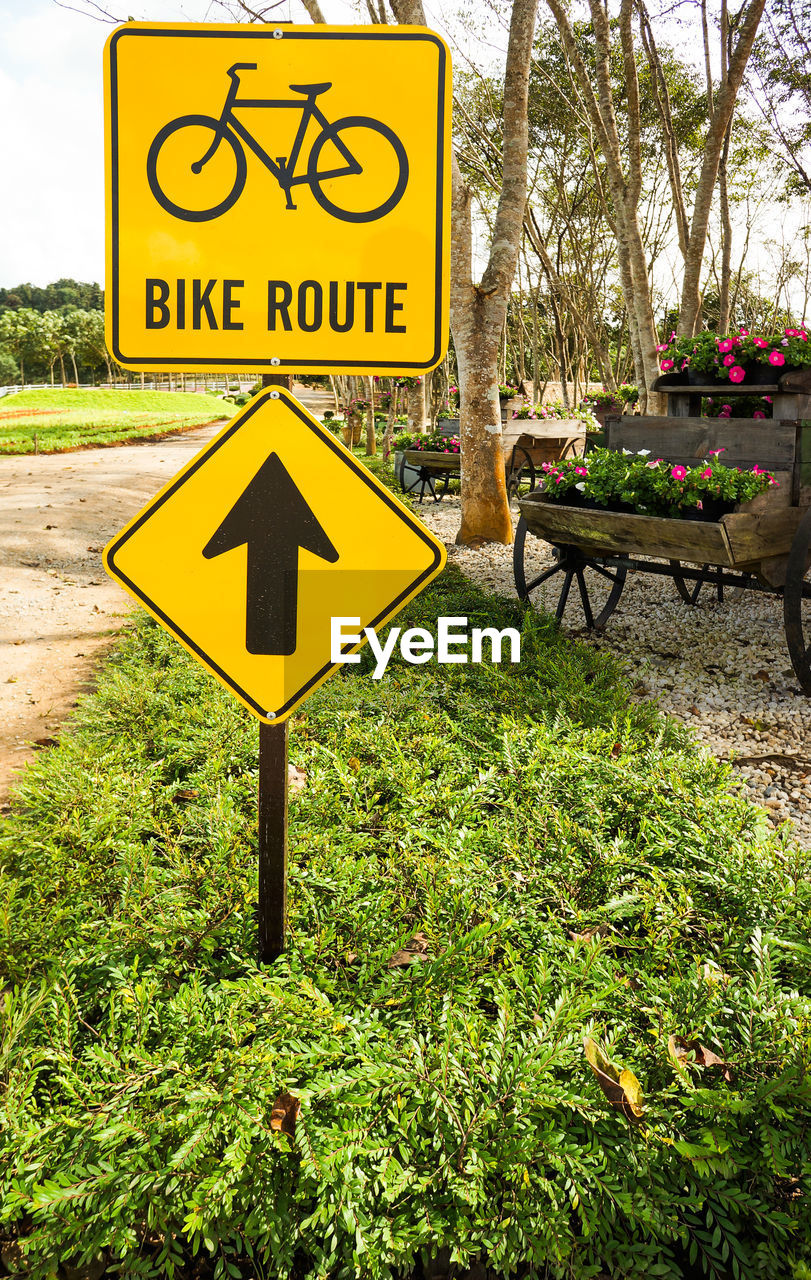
xmin=0 ymin=379 xmax=256 ymax=399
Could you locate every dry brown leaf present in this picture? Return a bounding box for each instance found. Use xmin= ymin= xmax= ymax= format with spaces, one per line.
xmin=610 ymin=742 xmax=623 ymax=758
xmin=568 ymin=923 xmax=610 ymax=943
xmin=288 ymin=764 xmax=307 ymax=794
xmin=347 ymin=756 xmax=362 ymax=772
xmin=584 ymin=1038 xmax=644 ymax=1123
xmin=172 ymin=788 xmax=199 ymax=803
xmin=387 ymin=931 xmax=430 ymax=969
xmin=270 ymin=1091 xmax=300 ymax=1137
xmin=668 ymin=1034 xmax=730 ymax=1080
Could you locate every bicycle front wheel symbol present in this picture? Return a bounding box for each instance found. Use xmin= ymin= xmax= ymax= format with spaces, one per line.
xmin=147 ymin=115 xmax=247 ymax=222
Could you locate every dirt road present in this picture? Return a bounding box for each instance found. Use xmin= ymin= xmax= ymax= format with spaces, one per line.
xmin=0 ymin=422 xmax=234 ymax=805
xmin=0 ymin=386 xmax=341 ymax=806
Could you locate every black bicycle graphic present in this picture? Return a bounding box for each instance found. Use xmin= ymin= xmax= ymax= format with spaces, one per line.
xmin=146 ymin=63 xmax=409 ymax=224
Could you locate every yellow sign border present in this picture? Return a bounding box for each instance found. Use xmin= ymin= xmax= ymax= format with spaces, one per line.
xmin=103 ymin=389 xmax=447 ymax=723
xmin=104 ymin=22 xmax=451 ymax=374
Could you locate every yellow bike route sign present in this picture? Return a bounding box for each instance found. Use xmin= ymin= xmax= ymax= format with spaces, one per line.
xmin=104 ymin=23 xmax=451 ymax=374
xmin=103 ymin=389 xmax=447 ymax=723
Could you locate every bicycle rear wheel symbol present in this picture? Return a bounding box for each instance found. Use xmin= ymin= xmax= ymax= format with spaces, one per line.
xmin=146 ymin=72 xmax=409 ymax=225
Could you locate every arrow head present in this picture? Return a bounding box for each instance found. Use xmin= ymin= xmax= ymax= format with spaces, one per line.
xmin=203 ymin=452 xmax=339 ymax=655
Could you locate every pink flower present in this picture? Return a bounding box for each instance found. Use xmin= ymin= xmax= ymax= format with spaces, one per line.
xmin=723 ymin=354 xmax=735 ymax=366
xmin=753 ymin=337 xmax=768 ymax=348
xmin=671 ymin=465 xmax=687 ymax=480
xmin=785 ymin=328 xmax=799 ymax=337
xmin=738 ymin=329 xmax=749 ymax=336
xmin=764 ymin=396 xmax=773 ymax=403
xmin=769 ymin=350 xmax=785 ymax=366
xmin=660 ymin=358 xmax=674 ymax=371
xmin=555 ymin=476 xmax=565 ymax=484
xmin=729 ymin=366 xmax=746 ymax=382
xmin=656 ymin=343 xmax=668 ymax=352
xmin=574 ymin=466 xmax=587 ymax=476
xmin=646 ymin=460 xmax=659 ymax=468
xmin=680 ymin=359 xmax=690 ymax=370
xmin=753 ymin=410 xmax=766 ymax=418
xmin=696 ymin=500 xmax=704 ymax=510
xmin=709 ymin=448 xmax=726 ymax=456
xmin=717 ymin=338 xmax=734 ymax=353
xmin=701 ymin=467 xmax=712 ymax=478
xmin=722 ymin=404 xmax=732 ymax=411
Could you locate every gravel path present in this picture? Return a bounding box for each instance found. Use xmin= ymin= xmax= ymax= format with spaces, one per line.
xmin=418 ymin=493 xmax=811 ymax=849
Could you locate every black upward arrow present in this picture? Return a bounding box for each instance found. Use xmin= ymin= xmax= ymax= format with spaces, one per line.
xmin=202 ymin=452 xmax=339 ymax=656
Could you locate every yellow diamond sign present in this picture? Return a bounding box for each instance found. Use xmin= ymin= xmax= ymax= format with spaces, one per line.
xmin=103 ymin=390 xmax=446 ymax=722
xmin=104 ymin=22 xmax=451 ymax=374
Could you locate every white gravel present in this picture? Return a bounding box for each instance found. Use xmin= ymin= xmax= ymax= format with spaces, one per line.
xmin=418 ymin=493 xmax=811 ymax=849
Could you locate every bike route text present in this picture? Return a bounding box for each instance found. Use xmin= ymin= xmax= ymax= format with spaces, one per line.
xmin=145 ymin=278 xmax=409 ymax=335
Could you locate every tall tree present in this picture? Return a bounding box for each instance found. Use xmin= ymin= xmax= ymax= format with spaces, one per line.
xmin=448 ymin=0 xmax=540 ymax=545
xmin=543 ymin=0 xmax=767 ymax=404
xmin=748 ymin=0 xmax=811 ymax=195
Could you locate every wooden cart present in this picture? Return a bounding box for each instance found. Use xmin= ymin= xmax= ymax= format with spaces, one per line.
xmin=398 ymin=421 xmax=587 ymax=504
xmin=512 ymin=371 xmax=811 ymax=692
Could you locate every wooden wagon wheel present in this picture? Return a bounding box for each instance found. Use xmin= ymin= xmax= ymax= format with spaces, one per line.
xmin=669 ymin=561 xmax=726 ymax=605
xmin=398 ymin=456 xmax=451 ymax=504
xmin=513 ymin=517 xmax=626 ymax=629
xmin=505 ymin=446 xmax=536 ymax=500
xmin=783 ymin=506 xmax=811 ymax=694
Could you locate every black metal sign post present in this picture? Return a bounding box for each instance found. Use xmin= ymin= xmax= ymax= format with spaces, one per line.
xmin=258 ymin=372 xmax=293 ymax=963
xmin=258 ymin=716 xmax=289 ymax=963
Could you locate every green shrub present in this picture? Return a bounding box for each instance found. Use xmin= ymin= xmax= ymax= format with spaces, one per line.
xmin=1 ymin=570 xmax=810 ymax=1279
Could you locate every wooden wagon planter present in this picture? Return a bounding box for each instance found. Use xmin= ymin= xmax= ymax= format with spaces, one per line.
xmin=398 ymin=421 xmax=587 ymax=504
xmin=512 ymin=371 xmax=811 ymax=692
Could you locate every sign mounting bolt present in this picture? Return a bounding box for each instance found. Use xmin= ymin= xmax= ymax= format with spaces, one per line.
xmin=269 ymin=391 xmax=280 ymax=399
xmin=273 ymin=28 xmax=283 ymax=38
xmin=270 ymin=357 xmax=281 ymax=365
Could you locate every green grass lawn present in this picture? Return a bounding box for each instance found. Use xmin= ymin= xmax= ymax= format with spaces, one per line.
xmin=0 ymin=388 xmax=231 ymax=454
xmin=1 ymin=460 xmax=810 ymax=1279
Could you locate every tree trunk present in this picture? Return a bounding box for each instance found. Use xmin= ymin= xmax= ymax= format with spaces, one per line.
xmin=365 ymin=376 xmax=377 ymax=455
xmin=451 ymin=0 xmax=540 ymax=545
xmin=406 ymin=380 xmax=428 ymax=434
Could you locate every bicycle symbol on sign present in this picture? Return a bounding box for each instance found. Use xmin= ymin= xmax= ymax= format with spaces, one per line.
xmin=147 ymin=64 xmax=409 ymax=224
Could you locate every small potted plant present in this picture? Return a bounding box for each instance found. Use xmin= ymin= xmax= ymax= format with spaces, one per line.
xmin=436 ymin=406 xmax=460 ymax=435
xmin=580 ymin=388 xmax=623 ymax=428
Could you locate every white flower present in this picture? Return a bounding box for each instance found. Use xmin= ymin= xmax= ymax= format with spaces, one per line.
xmin=622 ymin=448 xmax=632 ymax=454
xmin=636 ymin=449 xmax=651 ymax=456
xmin=575 ymin=482 xmax=586 ymax=491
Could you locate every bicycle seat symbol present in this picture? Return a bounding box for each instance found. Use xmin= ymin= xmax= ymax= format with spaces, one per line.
xmin=146 ymin=63 xmax=409 ymax=224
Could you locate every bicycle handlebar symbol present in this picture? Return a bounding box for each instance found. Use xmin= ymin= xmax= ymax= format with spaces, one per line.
xmin=146 ymin=63 xmax=409 ymax=224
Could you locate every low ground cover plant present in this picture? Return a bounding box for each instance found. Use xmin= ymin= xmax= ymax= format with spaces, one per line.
xmin=540 ymin=446 xmax=777 ymax=517
xmin=0 ymin=389 xmax=230 ymax=454
xmin=1 ymin=549 xmax=810 ymax=1278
